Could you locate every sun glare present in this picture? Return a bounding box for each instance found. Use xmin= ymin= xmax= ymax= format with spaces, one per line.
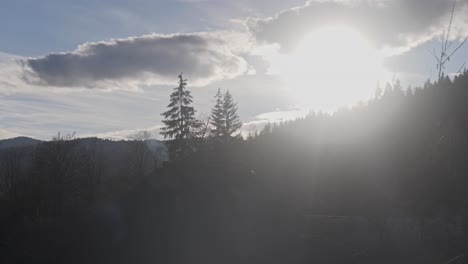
xmin=269 ymin=25 xmax=387 ymax=111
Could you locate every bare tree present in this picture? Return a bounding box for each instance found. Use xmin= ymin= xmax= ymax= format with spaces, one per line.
xmin=84 ymin=138 xmax=103 ymax=203
xmin=129 ymin=130 xmax=153 ymax=141
xmin=31 ymin=131 xmax=81 ymax=218
xmin=193 ymin=112 xmax=211 ymax=139
xmin=431 ymin=0 xmax=467 ymax=81
xmin=52 ymin=131 xmax=77 ymax=141
xmin=129 ymin=130 xmax=153 ymax=178
xmin=0 ymin=148 xmax=21 ymax=200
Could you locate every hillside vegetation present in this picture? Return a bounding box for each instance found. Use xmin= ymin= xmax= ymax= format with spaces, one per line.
xmin=2 ymin=72 xmax=468 ymax=263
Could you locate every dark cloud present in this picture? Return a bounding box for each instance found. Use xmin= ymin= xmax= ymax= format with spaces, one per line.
xmin=23 ymin=33 xmax=249 ymax=88
xmin=249 ymin=0 xmax=466 ymax=52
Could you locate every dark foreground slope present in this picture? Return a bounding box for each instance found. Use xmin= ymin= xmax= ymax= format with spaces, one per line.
xmin=2 ymin=72 xmax=468 ymax=263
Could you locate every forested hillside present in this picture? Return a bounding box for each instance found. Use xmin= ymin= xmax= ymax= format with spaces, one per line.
xmin=2 ymin=71 xmax=468 ymax=263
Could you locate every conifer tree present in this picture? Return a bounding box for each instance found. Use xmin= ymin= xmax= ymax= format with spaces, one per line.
xmin=210 ymin=89 xmax=243 ymax=138
xmin=160 ymin=74 xmax=198 ymax=140
xmin=210 ymin=88 xmax=225 ymax=137
xmin=222 ymin=90 xmax=242 ymax=137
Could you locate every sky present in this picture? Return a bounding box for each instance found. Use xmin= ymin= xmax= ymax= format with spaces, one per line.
xmin=1 ymin=0 xmax=468 ymax=140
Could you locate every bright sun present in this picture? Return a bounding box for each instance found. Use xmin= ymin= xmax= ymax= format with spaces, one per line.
xmin=269 ymin=25 xmax=387 ymax=111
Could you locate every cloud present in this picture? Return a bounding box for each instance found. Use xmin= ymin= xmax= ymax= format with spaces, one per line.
xmin=240 ymin=108 xmax=310 ymax=136
xmin=82 ymin=125 xmax=163 ymax=141
xmin=248 ymin=0 xmax=468 ymax=53
xmin=0 ymin=129 xmax=23 ymax=140
xmin=22 ymin=32 xmax=251 ymax=88
xmin=0 ymin=53 xmax=29 ymax=94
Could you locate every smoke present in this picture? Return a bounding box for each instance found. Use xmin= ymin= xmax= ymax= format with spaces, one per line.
xmin=145 ymin=139 xmax=169 ymax=168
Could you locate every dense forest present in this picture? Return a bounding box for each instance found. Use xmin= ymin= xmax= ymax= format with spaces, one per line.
xmin=2 ymin=71 xmax=468 ymax=263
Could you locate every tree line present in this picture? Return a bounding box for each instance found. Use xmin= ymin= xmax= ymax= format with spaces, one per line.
xmin=2 ymin=71 xmax=468 ymax=263
xmin=154 ymin=71 xmax=468 ymax=263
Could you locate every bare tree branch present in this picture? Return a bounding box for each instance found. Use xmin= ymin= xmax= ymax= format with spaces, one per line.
xmin=446 ymin=37 xmax=468 ymax=61
xmin=432 ymin=0 xmax=467 ymax=81
xmin=456 ymin=62 xmax=466 ymax=75
xmin=443 ymin=0 xmax=456 ymax=52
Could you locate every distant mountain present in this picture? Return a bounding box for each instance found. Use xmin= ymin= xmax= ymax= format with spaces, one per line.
xmin=0 ymin=136 xmax=43 ymax=149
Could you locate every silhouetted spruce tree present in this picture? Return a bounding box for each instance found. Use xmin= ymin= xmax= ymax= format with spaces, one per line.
xmin=160 ymin=74 xmax=198 ymax=140
xmin=374 ymin=83 xmax=383 ymax=100
xmin=210 ymin=89 xmax=242 ymax=138
xmin=222 ymin=90 xmax=242 ymax=137
xmin=210 ymin=88 xmax=225 ymax=137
